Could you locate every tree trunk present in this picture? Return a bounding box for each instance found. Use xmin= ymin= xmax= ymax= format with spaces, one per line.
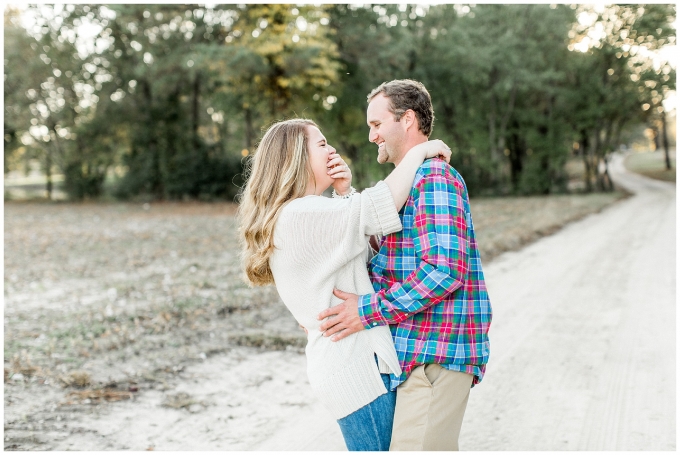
xmin=580 ymin=130 xmax=592 ymax=193
xmin=487 ymin=67 xmax=498 ymax=162
xmin=141 ymin=79 xmax=163 ymax=199
xmin=497 ymin=80 xmax=518 ymax=159
xmin=45 ymin=149 xmax=53 ymax=200
xmin=593 ymin=125 xmax=608 ymax=192
xmin=531 ymin=96 xmax=555 ymax=195
xmin=507 ymin=122 xmax=525 ymax=193
xmin=45 ymin=121 xmax=67 ymax=200
xmin=244 ymin=106 xmax=254 ymax=150
xmin=488 ymin=106 xmax=497 ymax=161
xmin=192 ymin=72 xmax=201 ymax=151
xmin=601 ymin=155 xmax=613 ymax=192
xmin=661 ymin=110 xmax=671 ymax=170
xmin=650 ymin=125 xmax=661 ymax=151
xmin=598 ymin=120 xmax=614 ymax=191
xmin=221 ymin=115 xmax=230 ymax=157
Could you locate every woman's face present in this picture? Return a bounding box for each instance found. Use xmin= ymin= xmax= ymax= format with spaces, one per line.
xmin=305 ymin=125 xmax=336 ymax=194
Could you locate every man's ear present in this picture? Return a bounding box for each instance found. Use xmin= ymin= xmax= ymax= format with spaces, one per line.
xmin=402 ymin=109 xmax=417 ymax=131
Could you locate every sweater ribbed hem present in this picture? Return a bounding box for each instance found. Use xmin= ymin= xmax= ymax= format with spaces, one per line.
xmin=305 ymin=327 xmax=401 ymax=419
xmin=377 ymin=356 xmax=391 ymax=374
xmin=309 ymin=345 xmax=389 ymax=419
xmin=370 ymin=327 xmax=402 ymax=381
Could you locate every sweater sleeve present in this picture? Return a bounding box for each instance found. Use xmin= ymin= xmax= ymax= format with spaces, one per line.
xmin=352 ymin=180 xmax=402 ymax=238
xmin=274 ymin=181 xmax=402 ymax=271
xmin=332 ymin=180 xmax=402 ymax=264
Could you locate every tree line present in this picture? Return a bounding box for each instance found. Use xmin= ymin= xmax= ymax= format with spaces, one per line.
xmin=4 ymin=4 xmax=676 ymax=200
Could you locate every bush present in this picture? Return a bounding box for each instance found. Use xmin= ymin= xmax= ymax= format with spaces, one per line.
xmin=63 ymin=161 xmax=107 ymax=200
xmin=114 ymin=146 xmax=245 ymax=201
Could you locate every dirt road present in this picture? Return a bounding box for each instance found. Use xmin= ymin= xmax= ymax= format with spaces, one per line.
xmin=459 ymin=153 xmax=676 ymax=450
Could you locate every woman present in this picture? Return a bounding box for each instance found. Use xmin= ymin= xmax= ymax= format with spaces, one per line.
xmin=238 ymin=119 xmax=450 ymax=451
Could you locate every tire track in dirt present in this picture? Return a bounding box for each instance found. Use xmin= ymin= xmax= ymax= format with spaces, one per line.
xmin=577 ymin=164 xmax=675 ymax=450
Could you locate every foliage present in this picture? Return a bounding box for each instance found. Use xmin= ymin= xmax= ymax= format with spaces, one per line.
xmin=567 ymin=4 xmax=677 ymax=190
xmin=3 ymin=4 xmax=676 ymax=200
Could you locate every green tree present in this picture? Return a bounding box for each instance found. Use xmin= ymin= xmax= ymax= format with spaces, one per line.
xmin=567 ymin=4 xmax=676 ymax=191
xmin=407 ymin=5 xmax=576 ymax=194
xmin=5 ymin=5 xmax=87 ymax=199
xmin=5 ymin=4 xmax=674 ymax=201
xmin=203 ymin=4 xmax=341 ymax=150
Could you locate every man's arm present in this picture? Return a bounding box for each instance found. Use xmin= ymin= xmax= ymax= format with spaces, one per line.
xmin=360 ymin=170 xmax=469 ymax=327
xmin=319 ymin=169 xmax=470 ymax=341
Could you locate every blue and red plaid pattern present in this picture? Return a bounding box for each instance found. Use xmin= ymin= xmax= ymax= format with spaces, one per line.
xmin=358 ymin=159 xmax=492 ymax=390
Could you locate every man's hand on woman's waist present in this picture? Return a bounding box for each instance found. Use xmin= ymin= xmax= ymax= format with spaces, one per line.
xmin=317 ymin=288 xmax=365 ymax=342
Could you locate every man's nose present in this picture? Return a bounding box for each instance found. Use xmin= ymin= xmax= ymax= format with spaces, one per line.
xmin=368 ymin=129 xmax=378 ymax=143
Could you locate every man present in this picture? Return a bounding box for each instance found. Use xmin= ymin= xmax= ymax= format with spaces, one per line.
xmin=317 ymin=79 xmax=492 ymax=451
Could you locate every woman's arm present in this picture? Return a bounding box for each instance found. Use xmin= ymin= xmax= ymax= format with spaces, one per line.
xmin=384 ymin=140 xmax=450 ymax=211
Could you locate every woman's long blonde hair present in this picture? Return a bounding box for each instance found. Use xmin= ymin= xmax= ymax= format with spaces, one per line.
xmin=237 ymin=119 xmax=317 ymax=286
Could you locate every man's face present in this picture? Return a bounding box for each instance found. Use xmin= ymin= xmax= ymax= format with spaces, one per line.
xmin=366 ymin=94 xmax=407 ymax=165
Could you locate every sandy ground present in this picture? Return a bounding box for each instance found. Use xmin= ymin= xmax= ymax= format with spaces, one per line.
xmin=5 ymin=347 xmax=341 ymax=451
xmin=4 ymin=152 xmax=674 ymax=450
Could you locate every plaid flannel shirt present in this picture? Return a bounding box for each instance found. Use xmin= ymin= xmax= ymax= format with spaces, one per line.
xmin=358 ymin=159 xmax=492 ymax=390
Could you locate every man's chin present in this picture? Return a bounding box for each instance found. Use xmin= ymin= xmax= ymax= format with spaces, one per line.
xmin=377 ymin=149 xmax=389 ymax=164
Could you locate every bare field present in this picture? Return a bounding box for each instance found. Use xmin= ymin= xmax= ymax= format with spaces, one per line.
xmin=472 ymin=191 xmax=628 ymax=262
xmin=4 ymin=192 xmax=624 ymax=450
xmin=624 ymin=149 xmax=676 ymax=182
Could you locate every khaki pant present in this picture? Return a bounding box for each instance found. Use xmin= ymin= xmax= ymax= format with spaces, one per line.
xmin=390 ymin=364 xmax=474 ymax=451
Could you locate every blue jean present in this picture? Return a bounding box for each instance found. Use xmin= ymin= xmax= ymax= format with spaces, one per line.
xmin=336 ymin=373 xmax=396 ymax=451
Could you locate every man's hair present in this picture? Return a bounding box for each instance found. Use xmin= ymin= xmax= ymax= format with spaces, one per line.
xmin=367 ymin=79 xmax=435 ymax=137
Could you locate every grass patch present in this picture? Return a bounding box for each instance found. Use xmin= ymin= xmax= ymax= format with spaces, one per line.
xmin=470 ymin=191 xmax=626 ymax=262
xmin=624 ymin=150 xmax=676 ymax=182
xmin=228 ymin=332 xmax=306 ymax=351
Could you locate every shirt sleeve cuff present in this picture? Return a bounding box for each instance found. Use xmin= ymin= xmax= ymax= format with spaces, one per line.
xmin=358 ymin=293 xmax=387 ymax=329
xmin=361 ymin=180 xmax=402 ymax=236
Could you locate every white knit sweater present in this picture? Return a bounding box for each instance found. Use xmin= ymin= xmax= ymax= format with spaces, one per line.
xmin=269 ymin=181 xmax=403 ymax=419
